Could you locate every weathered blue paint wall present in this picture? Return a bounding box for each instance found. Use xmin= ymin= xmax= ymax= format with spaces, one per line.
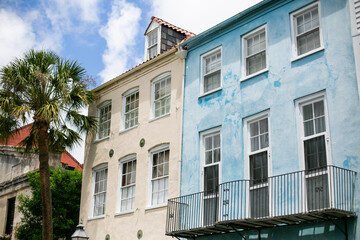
xmin=180 ymin=0 xmax=359 ymax=239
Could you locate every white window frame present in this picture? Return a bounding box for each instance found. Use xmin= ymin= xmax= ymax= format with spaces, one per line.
xmin=200 ymin=127 xmax=222 ymax=226
xmin=122 ymin=88 xmax=139 ymax=131
xmin=96 ymin=101 xmax=111 ymax=141
xmin=151 ymin=72 xmax=171 ymax=119
xmin=116 ymin=154 xmax=136 ymax=214
xmin=295 ymin=91 xmax=332 ymax=171
xmin=243 ymin=110 xmax=272 ymax=217
xmin=200 ymin=127 xmax=222 ymax=194
xmin=200 ymin=46 xmax=222 ymax=96
xmin=241 ymin=24 xmax=268 ymax=81
xmin=147 ymin=144 xmax=170 ymax=208
xmin=295 ymin=91 xmax=333 ymax=211
xmin=90 ymin=163 xmax=108 ymax=219
xmin=146 ymin=27 xmax=161 ymax=60
xmin=290 ymin=1 xmax=324 ymax=61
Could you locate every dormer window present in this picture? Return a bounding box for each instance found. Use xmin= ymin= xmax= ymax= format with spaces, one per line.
xmin=144 ymin=17 xmax=195 ymax=61
xmin=147 ymin=30 xmax=159 ymax=59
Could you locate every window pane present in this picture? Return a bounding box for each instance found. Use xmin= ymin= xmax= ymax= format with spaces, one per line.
xmin=152 ymin=166 xmax=157 ymax=178
xmin=303 ymin=104 xmax=313 ymax=121
xmin=205 ymin=151 xmax=212 ymax=164
xmin=314 ymin=101 xmax=324 ymax=117
xmin=297 ymin=29 xmax=320 ymax=55
xmin=203 ymin=50 xmax=221 ymax=93
xmin=250 ymin=151 xmax=268 ymax=185
xmin=148 ymin=45 xmax=157 ymax=59
xmin=98 ymin=104 xmax=111 ymax=139
xmin=205 ymin=136 xmax=212 ymax=150
xmin=260 ymin=133 xmax=269 ymax=149
xmin=213 ymin=134 xmax=220 ymax=148
xmin=304 ymin=120 xmax=314 ymax=137
xmin=251 ymin=136 xmax=259 ymax=152
xmin=246 ymin=52 xmax=266 ymax=75
xmin=153 ymin=76 xmax=171 ymax=117
xmin=315 ymin=117 xmax=326 ymax=133
xmin=204 ymin=165 xmax=219 ymax=194
xmin=214 ymin=149 xmax=221 ymax=163
xmin=304 ymin=135 xmax=327 ymax=171
xmin=204 ymin=71 xmax=220 ymax=92
xmin=250 ymin=122 xmax=259 ymax=137
xmin=259 ymin=119 xmax=268 ymax=134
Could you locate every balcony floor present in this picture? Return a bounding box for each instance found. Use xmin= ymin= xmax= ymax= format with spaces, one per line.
xmin=166 ymin=208 xmax=356 ymax=239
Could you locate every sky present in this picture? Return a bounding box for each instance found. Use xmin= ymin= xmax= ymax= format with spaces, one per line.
xmin=0 ymin=0 xmax=262 ymax=163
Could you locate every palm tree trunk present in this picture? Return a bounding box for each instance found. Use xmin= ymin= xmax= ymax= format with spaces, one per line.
xmin=38 ymin=121 xmax=53 ymax=240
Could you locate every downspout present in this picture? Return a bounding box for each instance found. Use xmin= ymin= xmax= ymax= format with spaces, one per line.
xmin=175 ymin=45 xmax=188 ymax=198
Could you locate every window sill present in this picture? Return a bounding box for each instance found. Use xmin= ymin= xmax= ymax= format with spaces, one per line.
xmin=119 ymin=125 xmax=138 ymax=135
xmin=240 ymin=68 xmax=268 ymax=82
xmin=149 ymin=113 xmax=170 ymax=122
xmin=199 ymin=87 xmax=222 ymax=98
xmin=145 ymin=203 xmax=167 ymax=211
xmin=291 ymin=47 xmax=324 ymax=62
xmin=114 ymin=209 xmax=135 ymax=216
xmin=87 ymin=215 xmax=105 ymax=221
xmin=93 ymin=136 xmax=110 ymax=144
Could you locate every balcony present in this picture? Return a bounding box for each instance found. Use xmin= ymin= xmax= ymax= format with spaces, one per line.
xmin=166 ymin=165 xmax=357 ymax=238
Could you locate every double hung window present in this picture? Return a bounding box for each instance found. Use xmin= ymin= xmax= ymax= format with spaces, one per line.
xmin=201 ymin=47 xmax=222 ymax=94
xmin=245 ymin=112 xmax=270 ymax=218
xmin=92 ymin=165 xmax=108 ymax=217
xmin=147 ymin=29 xmax=158 ymax=59
xmin=123 ymin=89 xmax=139 ymax=130
xmin=201 ymin=128 xmax=221 ymax=226
xmin=243 ymin=25 xmax=267 ymax=77
xmin=119 ymin=156 xmax=136 ymax=212
xmin=292 ymin=2 xmax=322 ymax=57
xmin=97 ymin=102 xmax=111 ymax=140
xmin=150 ymin=146 xmax=169 ymax=206
xmin=152 ymin=73 xmax=171 ymax=118
xmin=297 ymin=92 xmax=330 ymax=211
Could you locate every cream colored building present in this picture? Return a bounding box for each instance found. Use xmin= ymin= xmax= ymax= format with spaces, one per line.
xmin=79 ymin=17 xmax=193 ymax=240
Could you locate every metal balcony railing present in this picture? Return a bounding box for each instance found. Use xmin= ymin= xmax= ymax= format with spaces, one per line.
xmin=166 ymin=165 xmax=357 ymax=237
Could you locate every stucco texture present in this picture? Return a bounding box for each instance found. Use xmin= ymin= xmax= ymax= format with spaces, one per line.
xmin=180 ymin=0 xmax=360 ymax=239
xmin=80 ymin=51 xmax=184 ymax=240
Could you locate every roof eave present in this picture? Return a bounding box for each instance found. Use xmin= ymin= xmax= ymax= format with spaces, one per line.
xmin=92 ymin=47 xmax=177 ymax=93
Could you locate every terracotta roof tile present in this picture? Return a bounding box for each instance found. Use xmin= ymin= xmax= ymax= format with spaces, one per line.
xmin=150 ymin=16 xmax=196 ymax=38
xmin=0 ymin=123 xmax=83 ymax=171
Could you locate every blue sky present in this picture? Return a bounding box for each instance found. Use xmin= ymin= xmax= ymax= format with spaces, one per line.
xmin=0 ymin=0 xmax=261 ymax=162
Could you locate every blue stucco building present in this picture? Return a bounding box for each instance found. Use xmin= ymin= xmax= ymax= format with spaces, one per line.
xmin=165 ymin=0 xmax=360 ymax=239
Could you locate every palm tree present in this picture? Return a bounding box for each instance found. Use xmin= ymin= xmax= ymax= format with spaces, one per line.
xmin=0 ymin=50 xmax=97 ymax=240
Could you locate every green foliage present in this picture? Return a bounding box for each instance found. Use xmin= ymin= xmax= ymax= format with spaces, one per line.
xmin=0 ymin=49 xmax=97 ymax=152
xmin=15 ymin=168 xmax=82 ymax=240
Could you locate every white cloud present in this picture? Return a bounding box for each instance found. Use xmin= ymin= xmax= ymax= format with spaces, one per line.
xmin=99 ymin=0 xmax=142 ymax=82
xmin=43 ymin=0 xmax=100 ymax=33
xmin=150 ymin=0 xmax=262 ymax=34
xmin=0 ymin=9 xmax=36 ymax=67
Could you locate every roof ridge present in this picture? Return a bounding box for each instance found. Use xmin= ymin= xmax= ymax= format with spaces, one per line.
xmin=151 ymin=16 xmax=196 ymax=37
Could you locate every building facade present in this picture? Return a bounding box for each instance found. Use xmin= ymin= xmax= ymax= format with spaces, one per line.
xmin=166 ymin=0 xmax=360 ymax=239
xmin=0 ymin=124 xmax=82 ymax=237
xmin=79 ymin=18 xmax=193 ymax=240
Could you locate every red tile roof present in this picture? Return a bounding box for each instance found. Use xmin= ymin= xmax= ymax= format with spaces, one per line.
xmin=148 ymin=16 xmax=196 ymax=38
xmin=0 ymin=123 xmax=83 ymax=170
xmin=61 ymin=151 xmax=83 ymax=170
